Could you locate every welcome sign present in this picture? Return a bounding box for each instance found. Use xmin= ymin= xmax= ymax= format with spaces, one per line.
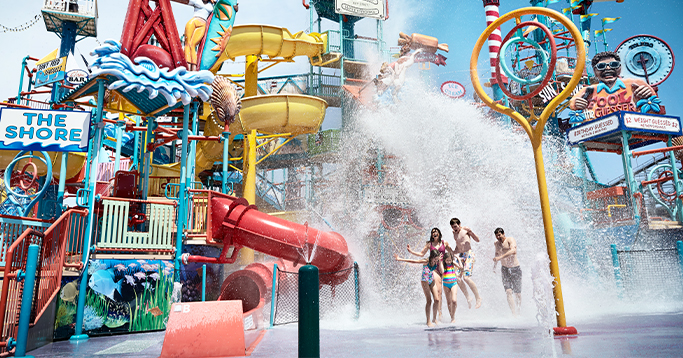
xmin=0 ymin=108 xmax=91 ymax=152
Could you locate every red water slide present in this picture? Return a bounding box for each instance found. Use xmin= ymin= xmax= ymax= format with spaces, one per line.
xmin=182 ymin=195 xmax=353 ymax=310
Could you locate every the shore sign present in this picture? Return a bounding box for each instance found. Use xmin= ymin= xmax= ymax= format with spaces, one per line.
xmin=0 ymin=108 xmax=91 ymax=152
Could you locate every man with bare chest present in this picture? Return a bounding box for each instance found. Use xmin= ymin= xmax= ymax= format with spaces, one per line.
xmin=450 ymin=218 xmax=482 ymax=309
xmin=493 ymin=227 xmax=521 ymax=316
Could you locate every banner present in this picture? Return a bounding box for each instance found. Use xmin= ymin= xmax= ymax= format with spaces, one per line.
xmin=335 ymin=0 xmax=386 ymax=20
xmin=0 ymin=108 xmax=91 ymax=152
xmin=35 ymin=56 xmax=67 ymax=87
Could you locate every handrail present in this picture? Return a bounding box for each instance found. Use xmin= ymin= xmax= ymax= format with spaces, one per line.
xmin=0 ymin=207 xmax=88 ymax=354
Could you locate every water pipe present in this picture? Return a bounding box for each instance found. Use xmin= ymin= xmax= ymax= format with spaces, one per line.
xmin=610 ymin=244 xmax=624 ymax=299
xmin=13 ymin=244 xmax=40 ymax=358
xmin=114 ymin=119 xmax=124 ymax=174
xmin=57 ymin=151 xmax=69 ymax=212
xmin=298 ymin=264 xmax=319 ymax=358
xmin=269 ymin=263 xmax=278 ymax=328
xmin=202 ymin=264 xmax=206 ymax=302
xmin=677 ymin=241 xmax=683 ymax=281
xmin=174 ymin=104 xmax=190 ymax=282
xmin=221 ymin=131 xmax=230 ymax=193
xmin=354 ymin=262 xmax=360 ymax=319
xmin=72 ymin=79 xmax=106 ymax=342
xmin=17 ymin=56 xmax=38 ymax=104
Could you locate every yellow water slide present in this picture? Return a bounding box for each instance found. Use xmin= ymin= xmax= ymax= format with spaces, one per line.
xmin=151 ymin=24 xmax=332 ymax=178
xmin=208 ymin=24 xmax=337 ymax=73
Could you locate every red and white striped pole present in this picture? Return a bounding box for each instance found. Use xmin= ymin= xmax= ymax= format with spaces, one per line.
xmin=483 ymin=0 xmax=507 ymax=100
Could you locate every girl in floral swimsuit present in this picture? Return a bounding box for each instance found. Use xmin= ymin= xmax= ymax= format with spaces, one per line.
xmin=394 ymin=249 xmax=442 ymax=327
xmin=407 ymin=227 xmax=452 ymax=321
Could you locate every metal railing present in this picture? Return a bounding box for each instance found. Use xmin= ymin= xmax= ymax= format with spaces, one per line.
xmin=0 ymin=208 xmax=87 ymax=356
xmin=42 ymin=0 xmax=97 ymax=16
xmin=0 ymin=216 xmax=52 ymax=266
xmin=307 ymin=73 xmax=341 ymax=98
xmin=95 ymin=197 xmax=176 ymax=253
xmin=97 ymin=159 xmax=131 ymax=182
xmin=149 ymin=176 xmax=180 ymax=198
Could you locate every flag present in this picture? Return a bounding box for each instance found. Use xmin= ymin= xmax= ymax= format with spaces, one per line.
xmin=581 ymin=13 xmax=598 ymax=22
xmin=570 ymin=0 xmax=584 ymax=6
xmin=562 ymin=7 xmax=572 ymax=15
xmin=546 ymin=0 xmax=561 ymax=5
xmin=595 ymin=29 xmax=612 ymax=36
xmin=602 ymin=17 xmax=620 ymax=26
xmin=36 ymin=49 xmax=59 ymax=66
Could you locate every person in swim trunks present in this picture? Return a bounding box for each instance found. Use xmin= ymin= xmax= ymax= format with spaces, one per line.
xmin=440 ymin=251 xmax=466 ymax=323
xmin=451 ymin=217 xmax=482 ymax=309
xmin=395 ymin=249 xmax=442 ymax=327
xmin=493 ymin=227 xmax=522 ymax=316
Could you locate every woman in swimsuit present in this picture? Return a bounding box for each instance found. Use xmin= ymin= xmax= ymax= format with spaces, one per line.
xmin=407 ymin=227 xmax=452 ymax=321
xmin=440 ymin=251 xmax=466 ymax=323
xmin=394 ymin=249 xmax=442 ymax=327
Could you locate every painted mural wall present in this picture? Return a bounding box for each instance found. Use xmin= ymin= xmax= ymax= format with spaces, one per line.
xmin=54 ymin=259 xmax=174 ymax=339
xmin=54 ymin=247 xmax=224 ymax=339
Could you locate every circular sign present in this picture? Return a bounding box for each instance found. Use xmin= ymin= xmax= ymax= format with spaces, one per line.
xmin=441 ymin=81 xmax=466 ymax=98
xmin=65 ymin=69 xmax=89 ymax=86
xmin=616 ymin=35 xmax=675 ymax=86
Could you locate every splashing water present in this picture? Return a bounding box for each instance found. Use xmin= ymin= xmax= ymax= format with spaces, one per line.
xmin=312 ymin=72 xmax=681 ymax=330
xmin=296 ymin=222 xmax=322 ymax=265
xmin=531 ymin=252 xmax=556 ymax=337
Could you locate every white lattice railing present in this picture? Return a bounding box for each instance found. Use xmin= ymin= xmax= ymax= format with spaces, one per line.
xmin=98 ymin=198 xmax=176 ymax=251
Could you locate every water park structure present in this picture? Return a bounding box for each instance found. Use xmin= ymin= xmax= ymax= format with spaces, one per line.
xmin=0 ymin=0 xmax=682 ymax=357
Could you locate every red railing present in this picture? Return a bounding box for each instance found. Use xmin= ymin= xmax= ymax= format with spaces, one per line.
xmin=0 ymin=215 xmax=52 ymax=265
xmin=0 ymin=208 xmax=87 ymax=356
xmin=0 ymin=230 xmax=38 ymax=355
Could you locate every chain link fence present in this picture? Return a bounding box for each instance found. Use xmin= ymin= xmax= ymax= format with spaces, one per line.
xmin=272 ymin=263 xmax=360 ymax=326
xmin=615 ymin=246 xmax=683 ymax=300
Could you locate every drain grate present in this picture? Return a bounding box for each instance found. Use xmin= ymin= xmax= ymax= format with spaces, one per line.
xmin=94 ymin=339 xmax=156 ymax=355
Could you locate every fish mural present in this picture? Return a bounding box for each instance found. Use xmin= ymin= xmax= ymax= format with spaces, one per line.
xmin=197 ymin=0 xmax=239 ymax=73
xmin=88 ymin=268 xmax=123 ymax=301
xmin=55 ymin=256 xmax=219 ymax=340
xmin=60 ymin=281 xmax=79 ymax=304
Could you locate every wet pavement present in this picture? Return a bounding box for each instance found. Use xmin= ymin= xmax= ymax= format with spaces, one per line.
xmin=29 ymin=311 xmax=683 ymax=357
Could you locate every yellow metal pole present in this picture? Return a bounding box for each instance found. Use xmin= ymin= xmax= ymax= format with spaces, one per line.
xmin=469 ymin=7 xmax=585 ymax=331
xmin=239 ymin=54 xmax=259 ymax=264
xmin=245 ymin=55 xmax=259 ymax=97
xmin=239 ymin=129 xmax=257 ymax=264
xmin=532 ymin=138 xmax=567 ymax=327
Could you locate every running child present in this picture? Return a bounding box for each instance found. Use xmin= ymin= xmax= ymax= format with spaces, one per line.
xmin=440 ymin=251 xmax=466 ymax=323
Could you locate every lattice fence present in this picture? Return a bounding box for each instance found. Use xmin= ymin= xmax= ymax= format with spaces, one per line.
xmin=616 ymin=248 xmax=683 ymax=300
xmin=272 ymin=263 xmax=360 ymax=326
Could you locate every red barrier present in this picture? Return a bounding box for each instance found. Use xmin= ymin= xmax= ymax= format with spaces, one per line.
xmin=159 ymin=301 xmax=250 ymax=358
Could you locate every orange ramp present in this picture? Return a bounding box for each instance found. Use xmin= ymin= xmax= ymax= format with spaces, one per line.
xmin=159 ymin=300 xmax=265 ymax=358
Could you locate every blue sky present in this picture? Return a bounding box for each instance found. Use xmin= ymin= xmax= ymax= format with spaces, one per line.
xmin=1 ymin=0 xmax=681 ymax=182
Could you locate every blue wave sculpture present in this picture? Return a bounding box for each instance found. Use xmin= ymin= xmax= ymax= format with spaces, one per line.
xmin=90 ymin=40 xmax=214 ymax=106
